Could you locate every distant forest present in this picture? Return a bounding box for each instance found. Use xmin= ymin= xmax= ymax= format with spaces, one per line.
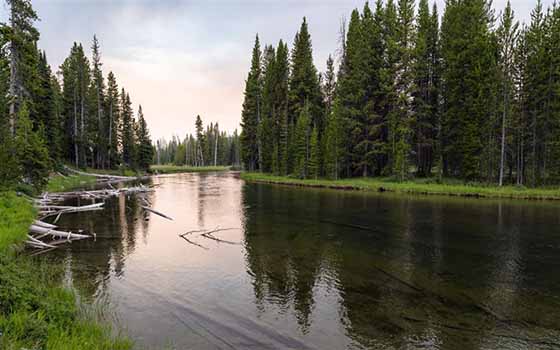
xmin=240 ymin=0 xmax=560 ymax=186
xmin=154 ymin=115 xmax=241 ymax=167
xmin=0 ymin=0 xmax=154 ymax=190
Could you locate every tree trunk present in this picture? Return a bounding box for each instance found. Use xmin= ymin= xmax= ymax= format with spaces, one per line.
xmin=499 ymin=87 xmax=507 ymax=187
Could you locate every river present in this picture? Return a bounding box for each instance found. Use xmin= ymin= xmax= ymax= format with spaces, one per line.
xmin=45 ymin=172 xmax=560 ymax=349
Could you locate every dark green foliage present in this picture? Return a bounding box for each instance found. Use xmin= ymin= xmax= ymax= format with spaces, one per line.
xmin=412 ymin=0 xmax=440 ymax=177
xmin=308 ymin=126 xmax=319 ymax=179
xmin=135 ymin=106 xmax=153 ymax=171
xmin=120 ymin=90 xmax=134 ymax=167
xmin=105 ymin=71 xmax=120 ymax=168
xmin=441 ymin=0 xmax=498 ymax=180
xmin=288 ymin=18 xmax=324 ymax=174
xmin=240 ymin=35 xmax=262 ymax=171
xmin=195 ymin=115 xmax=206 ymax=166
xmin=241 ymin=0 xmax=560 ymax=186
xmin=0 ymin=0 xmax=155 ymax=191
xmin=293 ymin=105 xmax=311 ymax=178
xmin=14 ymin=104 xmax=50 ymax=191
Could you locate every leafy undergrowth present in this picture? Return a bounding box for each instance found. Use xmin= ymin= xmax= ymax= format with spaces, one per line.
xmin=0 ymin=192 xmax=132 ymax=349
xmin=152 ymin=164 xmax=231 ymax=174
xmin=241 ymin=173 xmax=560 ymax=200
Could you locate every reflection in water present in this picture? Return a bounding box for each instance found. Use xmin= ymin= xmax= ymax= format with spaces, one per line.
xmin=41 ymin=173 xmax=560 ymax=349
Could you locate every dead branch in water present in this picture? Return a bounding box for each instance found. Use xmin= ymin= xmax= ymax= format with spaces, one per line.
xmin=179 ymin=227 xmax=240 ymax=248
xmin=141 ymin=206 xmax=173 ymax=221
xmin=200 ymin=232 xmax=239 ymax=245
xmin=29 ymin=225 xmax=91 ymax=240
xmin=179 ymin=235 xmax=208 ymax=250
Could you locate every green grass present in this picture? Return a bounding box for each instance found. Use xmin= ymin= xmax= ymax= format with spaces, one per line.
xmin=0 ymin=255 xmax=132 ymax=350
xmin=46 ymin=174 xmax=97 ymax=193
xmin=241 ymin=172 xmax=560 ymax=200
xmin=0 ymin=192 xmax=35 ymax=253
xmin=152 ymin=164 xmax=231 ymax=174
xmin=0 ymin=192 xmax=133 ymax=349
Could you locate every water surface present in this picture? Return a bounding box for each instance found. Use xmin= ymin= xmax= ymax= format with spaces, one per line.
xmin=46 ymin=172 xmax=560 ymax=349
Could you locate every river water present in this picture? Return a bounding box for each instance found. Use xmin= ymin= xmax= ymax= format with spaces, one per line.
xmin=45 ymin=172 xmax=560 ymax=349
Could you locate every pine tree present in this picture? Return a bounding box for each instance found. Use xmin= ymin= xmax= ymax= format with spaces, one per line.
xmin=15 ymin=103 xmax=50 ymax=191
xmin=195 ymin=115 xmax=206 ymax=166
xmin=288 ymin=18 xmax=323 ymax=173
xmin=308 ymin=126 xmax=319 ymax=179
xmin=135 ymin=105 xmax=153 ymax=171
xmin=5 ymin=0 xmax=40 ymax=137
xmin=412 ymin=0 xmax=440 ymax=177
xmin=121 ymin=90 xmax=134 ymax=167
xmin=497 ymin=1 xmax=519 ymax=185
xmin=293 ymin=104 xmax=311 ymax=178
xmin=390 ymin=0 xmax=415 ymax=181
xmin=89 ymin=35 xmax=105 ymax=168
xmin=36 ymin=50 xmax=61 ymax=163
xmin=240 ymin=35 xmax=262 ymax=171
xmin=259 ymin=44 xmax=276 ymax=173
xmin=106 ymin=71 xmax=120 ymax=168
xmin=441 ymin=0 xmax=498 ymax=180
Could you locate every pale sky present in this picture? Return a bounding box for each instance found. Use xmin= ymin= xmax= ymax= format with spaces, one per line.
xmin=0 ymin=0 xmax=553 ymax=140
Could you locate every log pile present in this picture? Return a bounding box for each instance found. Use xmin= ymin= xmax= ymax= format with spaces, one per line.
xmin=27 ymin=184 xmax=155 ymax=254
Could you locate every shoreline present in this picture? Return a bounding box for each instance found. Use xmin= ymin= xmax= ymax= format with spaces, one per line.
xmin=0 ymin=174 xmax=133 ymax=349
xmin=240 ymin=172 xmax=560 ymax=201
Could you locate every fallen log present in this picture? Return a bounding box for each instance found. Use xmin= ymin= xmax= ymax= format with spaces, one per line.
xmin=29 ymin=224 xmax=90 ymax=240
xmin=26 ymin=235 xmax=56 ymax=249
xmin=34 ymin=220 xmax=57 ymax=229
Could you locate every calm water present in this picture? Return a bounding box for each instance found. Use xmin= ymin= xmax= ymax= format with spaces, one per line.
xmin=45 ymin=172 xmax=560 ymax=349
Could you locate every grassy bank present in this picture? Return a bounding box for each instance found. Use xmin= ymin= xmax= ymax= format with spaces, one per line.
xmin=46 ymin=174 xmax=97 ymax=193
xmin=152 ymin=164 xmax=230 ymax=174
xmin=0 ymin=192 xmax=132 ymax=349
xmin=241 ymin=172 xmax=560 ymax=200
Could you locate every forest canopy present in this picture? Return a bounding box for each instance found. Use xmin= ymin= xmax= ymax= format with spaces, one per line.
xmin=240 ymin=0 xmax=560 ymax=187
xmin=0 ymin=0 xmax=155 ymax=191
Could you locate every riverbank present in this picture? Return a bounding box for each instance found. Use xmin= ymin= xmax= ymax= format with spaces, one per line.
xmin=241 ymin=172 xmax=560 ymax=200
xmin=0 ymin=190 xmax=132 ymax=349
xmin=152 ymin=164 xmax=231 ymax=174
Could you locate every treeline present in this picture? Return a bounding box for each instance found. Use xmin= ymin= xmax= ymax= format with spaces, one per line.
xmin=0 ymin=0 xmax=154 ymax=191
xmin=240 ymin=0 xmax=560 ymax=186
xmin=155 ymin=115 xmax=241 ymax=167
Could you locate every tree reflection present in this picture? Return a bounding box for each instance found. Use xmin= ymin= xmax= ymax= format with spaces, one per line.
xmin=241 ymin=183 xmax=560 ymax=349
xmin=48 ymin=183 xmax=152 ymax=302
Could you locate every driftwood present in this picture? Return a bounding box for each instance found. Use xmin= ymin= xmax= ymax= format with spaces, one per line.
xmin=141 ymin=206 xmax=173 ymax=221
xmin=34 ymin=220 xmax=57 ymax=229
xmin=29 ymin=224 xmax=91 ymax=240
xmin=27 ymin=179 xmax=152 ymax=253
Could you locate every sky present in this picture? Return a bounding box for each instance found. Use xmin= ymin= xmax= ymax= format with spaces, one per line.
xmin=0 ymin=0 xmax=554 ymax=140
